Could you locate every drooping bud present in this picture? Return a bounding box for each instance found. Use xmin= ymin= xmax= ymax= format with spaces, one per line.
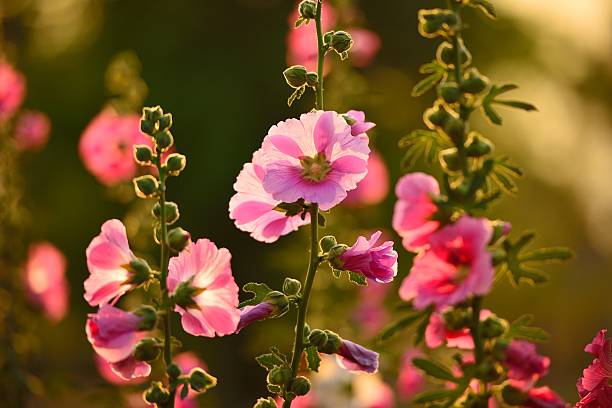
xmin=319 ymin=235 xmax=337 ymax=253
xmin=283 ymin=65 xmax=308 ymax=89
xmin=158 ymin=113 xmax=173 ymax=130
xmin=154 ymin=129 xmax=174 ymax=152
xmin=167 ymin=227 xmax=191 ymax=252
xmin=282 ymin=278 xmax=301 ymax=296
xmin=134 ymin=337 xmax=162 ymax=362
xmin=134 ymin=305 xmax=158 ymax=330
xmin=308 ymin=329 xmax=328 ymax=348
xmin=133 ymin=175 xmax=159 ymax=198
xmin=134 ymin=144 xmax=154 ymax=165
xmin=330 ymin=31 xmax=354 ymax=59
xmin=165 ymin=153 xmax=187 ymax=176
xmin=189 ymin=368 xmax=217 ymax=392
xmin=152 ymin=201 xmax=180 ymax=225
xmin=125 ymin=257 xmax=153 ymax=285
xmin=298 ymin=0 xmax=317 ymax=20
xmin=143 ymin=381 xmax=170 ymax=405
xmin=291 ymin=377 xmax=311 ymax=396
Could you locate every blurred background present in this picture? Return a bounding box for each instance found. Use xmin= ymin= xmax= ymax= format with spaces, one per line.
xmin=1 ymin=0 xmax=611 ymax=406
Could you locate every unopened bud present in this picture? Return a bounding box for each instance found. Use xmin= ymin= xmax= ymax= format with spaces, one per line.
xmin=319 ymin=235 xmax=337 ymax=253
xmin=330 ymin=31 xmax=353 ymax=58
xmin=284 ymin=65 xmax=308 ymax=89
xmin=440 ymin=82 xmax=462 ymax=104
xmin=305 ymin=72 xmax=318 ymax=88
xmin=143 ymin=381 xmax=170 ymax=404
xmin=319 ymin=330 xmax=341 ymax=354
xmin=154 ymin=129 xmax=174 ymax=152
xmin=263 ymin=291 xmax=290 ymax=317
xmin=425 ymin=105 xmax=451 ymax=128
xmin=158 ymin=113 xmax=173 ymax=130
xmin=282 ymin=278 xmax=301 ymax=296
xmin=168 ymin=227 xmax=191 ymax=252
xmin=436 ymin=40 xmax=472 ymax=68
xmin=481 ymin=316 xmax=506 ymax=339
xmin=444 ymin=117 xmax=465 ymax=144
xmin=253 ymin=397 xmax=277 ymax=408
xmin=439 ymin=148 xmax=462 ymax=173
xmin=167 ymin=362 xmax=181 ymax=379
xmin=152 ymin=201 xmax=180 ymax=225
xmin=267 ymin=366 xmax=292 ymax=386
xmin=291 ymin=376 xmax=311 ymax=396
xmin=327 ymin=244 xmax=348 ymax=270
xmin=133 ymin=175 xmax=159 ymax=198
xmin=308 ymin=329 xmax=328 ymax=348
xmin=134 ymin=338 xmax=161 ymax=362
xmin=134 ymin=305 xmax=158 ymax=330
xmin=298 ymin=0 xmax=317 ymax=20
xmin=134 ymin=145 xmax=154 ymax=165
xmin=466 ymin=132 xmax=493 ymax=157
xmin=189 ymin=368 xmax=217 ymax=392
xmin=462 ymin=68 xmax=489 ymax=94
xmin=165 ymin=153 xmax=187 ymax=176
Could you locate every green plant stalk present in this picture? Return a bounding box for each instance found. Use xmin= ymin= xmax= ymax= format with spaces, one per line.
xmin=314 ymin=0 xmax=325 ymax=110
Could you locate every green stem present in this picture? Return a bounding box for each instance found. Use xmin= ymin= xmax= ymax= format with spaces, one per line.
xmin=471 ymin=296 xmax=484 ymax=364
xmin=283 ymin=205 xmax=320 ymax=408
xmin=315 ymin=0 xmax=325 ymax=110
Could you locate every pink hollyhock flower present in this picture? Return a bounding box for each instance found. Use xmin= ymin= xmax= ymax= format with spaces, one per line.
xmin=229 ymin=149 xmax=310 ymax=243
xmin=397 ymin=350 xmax=425 ymax=401
xmin=343 ymin=151 xmax=389 ymax=208
xmin=236 ymin=303 xmax=275 ymax=333
xmin=399 ymin=216 xmax=493 ymax=309
xmin=338 ymin=231 xmax=398 ymax=283
xmin=524 ymin=386 xmax=568 ymax=408
xmin=345 ymin=110 xmax=376 ymax=138
xmin=348 ymin=29 xmax=382 ymax=68
xmin=504 ymin=340 xmax=550 ymax=389
xmin=353 ymin=281 xmax=389 ymax=337
xmin=167 ymin=238 xmax=240 ymax=337
xmin=0 ymin=62 xmax=25 ymax=122
xmin=576 ymin=329 xmax=612 ymax=407
xmin=86 ymin=305 xmax=150 ymax=380
xmin=84 ymin=219 xmax=142 ymax=306
xmin=425 ymin=309 xmax=492 ymax=349
xmin=259 ymin=110 xmax=370 ymax=211
xmin=23 ymin=242 xmax=69 ymax=322
xmin=94 ymin=354 xmax=146 ymax=385
xmin=335 ymin=339 xmax=379 ymax=373
xmin=287 ymin=2 xmax=336 ymax=72
xmin=392 ymin=172 xmax=441 ymax=252
xmin=79 ymin=111 xmax=153 ymax=186
xmin=14 ymin=110 xmax=51 ymax=151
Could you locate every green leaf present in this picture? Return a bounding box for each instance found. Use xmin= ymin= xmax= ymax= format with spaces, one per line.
xmin=468 ymin=0 xmax=497 ymax=19
xmin=255 ymin=352 xmax=285 ymax=371
xmin=305 ymin=345 xmax=321 ymax=372
xmin=419 ymin=61 xmax=445 ymax=74
xmin=519 ymin=247 xmax=573 ymax=263
xmin=239 ymin=282 xmax=273 ymax=308
xmin=379 ymin=313 xmax=423 ymax=341
xmin=348 ymin=271 xmax=367 ymax=286
xmin=483 ymin=102 xmax=503 ymax=125
xmin=412 ymin=71 xmax=445 ymax=97
xmin=505 ymin=314 xmax=550 ymax=343
xmin=412 ymin=389 xmax=458 ymax=404
xmin=482 ymin=84 xmax=537 ymax=125
xmin=493 ymin=100 xmax=538 ymax=111
xmin=487 ymin=156 xmax=524 ymax=196
xmin=294 ymin=17 xmax=306 ymax=28
xmin=414 ymin=307 xmax=433 ymax=345
xmin=287 ymin=86 xmax=306 ymax=107
xmin=399 ymin=129 xmax=450 ymax=169
xmin=331 ymin=268 xmax=342 ymax=278
xmin=412 ymin=358 xmax=458 ymax=382
xmin=180 ymin=384 xmax=189 ymax=400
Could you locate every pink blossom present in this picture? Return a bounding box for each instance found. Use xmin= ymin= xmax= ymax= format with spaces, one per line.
xmin=576 ymin=329 xmax=612 ymax=407
xmin=0 ymin=62 xmax=25 ymax=122
xmin=345 ymin=110 xmax=376 ymax=138
xmin=229 ymin=149 xmax=310 ymax=243
xmin=399 ymin=216 xmax=493 ymax=310
xmin=353 ymin=281 xmax=389 ymax=337
xmin=343 ymin=151 xmax=389 ymax=208
xmin=14 ymin=111 xmax=51 ymax=151
xmin=392 ymin=172 xmax=441 ymax=252
xmin=397 ymin=350 xmax=425 ymax=401
xmin=504 ymin=340 xmax=550 ymax=389
xmin=167 ymin=239 xmax=240 ymax=337
xmin=425 ymin=309 xmax=492 ymax=350
xmin=524 ymin=386 xmax=568 ymax=408
xmin=23 ymin=242 xmax=69 ymax=322
xmin=259 ymin=111 xmax=370 ymax=211
xmin=79 ymin=111 xmax=152 ymax=186
xmin=338 ymin=231 xmax=398 ymax=283
xmin=94 ymin=354 xmax=145 ymax=385
xmin=287 ymin=2 xmax=336 ymax=72
xmin=335 ymin=339 xmax=379 ymax=373
xmin=276 ymin=394 xmax=316 ymax=408
xmin=347 ymin=29 xmax=382 ymax=68
xmin=236 ymin=302 xmax=275 ymax=333
xmin=86 ymin=304 xmax=150 ymax=380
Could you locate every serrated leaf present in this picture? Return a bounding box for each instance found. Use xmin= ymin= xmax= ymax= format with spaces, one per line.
xmin=508 ymin=265 xmax=549 ymax=286
xmin=348 ymin=271 xmax=367 ymax=286
xmin=379 ymin=313 xmax=423 ymax=341
xmin=255 ymin=352 xmax=285 ymax=371
xmin=239 ymin=282 xmax=273 ymax=308
xmin=468 ymin=0 xmax=497 ymax=19
xmin=399 ymin=129 xmax=450 ymax=169
xmin=519 ymin=247 xmax=573 ymax=263
xmin=305 ymin=345 xmax=321 ymax=372
xmin=412 ymin=71 xmax=445 ymax=97
xmin=505 ymin=314 xmax=549 ymax=343
xmin=412 ymin=358 xmax=458 ymax=382
xmin=331 ymin=268 xmax=341 ymax=278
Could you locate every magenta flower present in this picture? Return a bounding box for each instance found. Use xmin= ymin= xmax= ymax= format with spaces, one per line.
xmin=259 ymin=111 xmax=370 ymax=211
xmin=14 ymin=110 xmax=51 ymax=151
xmin=343 ymin=151 xmax=389 ymax=208
xmin=229 ymin=149 xmax=310 ymax=243
xmin=399 ymin=216 xmax=493 ymax=309
xmin=23 ymin=242 xmax=69 ymax=322
xmin=397 ymin=350 xmax=426 ymax=401
xmin=167 ymin=238 xmax=240 ymax=337
xmin=504 ymin=340 xmax=550 ymax=389
xmin=353 ymin=282 xmax=390 ymax=337
xmin=348 ymin=29 xmax=382 ymax=68
xmin=345 ymin=110 xmax=376 ymax=138
xmin=425 ymin=309 xmax=492 ymax=349
xmin=338 ymin=231 xmax=398 ymax=283
xmin=94 ymin=354 xmax=146 ymax=385
xmin=236 ymin=303 xmax=275 ymax=333
xmin=84 ymin=219 xmax=137 ymax=306
xmin=335 ymin=339 xmax=379 ymax=373
xmin=0 ymin=62 xmax=25 ymax=122
xmin=287 ymin=2 xmax=336 ymax=72
xmin=576 ymin=329 xmax=612 ymax=407
xmin=525 ymin=386 xmax=568 ymax=408
xmin=86 ymin=305 xmax=150 ymax=380
xmin=392 ymin=172 xmax=441 ymax=252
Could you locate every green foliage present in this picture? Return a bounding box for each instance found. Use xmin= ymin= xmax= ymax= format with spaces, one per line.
xmin=482 ymin=84 xmax=537 ymax=125
xmin=347 ymin=271 xmax=367 ymax=286
xmin=412 ymin=61 xmax=446 ymax=97
xmin=399 ymin=129 xmax=451 ymax=169
xmin=485 ymin=156 xmax=524 ymax=196
xmin=505 ymin=314 xmax=549 ymax=343
xmin=240 ymin=282 xmax=273 ymax=308
xmin=305 ymin=345 xmax=321 ymax=372
xmin=412 ymin=358 xmax=458 ymax=382
xmin=255 ymin=347 xmax=287 ymax=371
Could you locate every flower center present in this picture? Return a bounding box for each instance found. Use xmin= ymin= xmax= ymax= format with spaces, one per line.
xmin=300 ymin=153 xmax=331 ymax=182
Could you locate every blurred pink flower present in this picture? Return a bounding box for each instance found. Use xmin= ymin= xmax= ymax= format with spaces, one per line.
xmin=425 ymin=309 xmax=492 ymax=350
xmin=397 ymin=349 xmax=425 ymax=401
xmin=399 ymin=216 xmax=493 ymax=309
xmin=339 ymin=231 xmax=398 ymax=283
xmin=576 ymin=329 xmax=612 ymax=407
xmin=174 ymin=352 xmax=208 ymax=404
xmin=79 ymin=111 xmax=152 ymax=186
xmin=23 ymin=242 xmax=68 ymax=322
xmin=86 ymin=304 xmax=150 ymax=380
xmin=95 ymin=354 xmax=145 ymax=385
xmin=84 ymin=219 xmax=136 ymax=306
xmin=343 ymin=151 xmax=389 ymax=208
xmin=525 ymin=386 xmax=568 ymax=408
xmin=0 ymin=62 xmax=25 ymax=122
xmin=353 ymin=374 xmax=395 ymax=408
xmin=287 ymin=2 xmax=336 ymax=72
xmin=14 ymin=111 xmax=51 ymax=151
xmin=229 ymin=149 xmax=310 ymax=243
xmin=335 ymin=339 xmax=379 ymax=373
xmin=167 ymin=238 xmax=240 ymax=337
xmin=353 ymin=281 xmax=389 ymax=337
xmin=348 ymin=29 xmax=382 ymax=68
xmin=276 ymin=394 xmax=316 ymax=408
xmin=392 ymin=172 xmax=440 ymax=252
xmin=259 ymin=111 xmax=370 ymax=211
xmin=504 ymin=340 xmax=550 ymax=389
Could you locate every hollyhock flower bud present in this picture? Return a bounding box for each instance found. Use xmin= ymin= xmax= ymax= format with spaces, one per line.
xmin=343 ymin=151 xmax=390 ymax=208
xmin=259 ymin=111 xmax=370 ymax=211
xmin=319 ymin=235 xmax=337 ymax=253
xmin=152 ymin=201 xmax=180 ymax=225
xmin=392 ymin=172 xmax=440 ymax=251
xmin=133 ymin=337 xmax=162 ymax=362
xmin=144 ymin=381 xmax=170 ymax=405
xmin=165 ymin=153 xmax=186 ymax=176
xmin=337 ymin=231 xmax=398 ymax=284
xmin=283 ymin=278 xmax=301 ymax=295
xmin=308 ymin=329 xmax=328 ymax=348
xmin=84 ymin=219 xmax=141 ymax=306
xmin=317 ymin=330 xmax=341 ymax=354
xmin=167 ymin=227 xmax=191 ymax=252
xmin=133 ymin=175 xmax=159 ymax=198
xmin=524 ymin=386 xmax=568 ymax=408
xmin=330 ymin=31 xmax=354 ymax=57
xmin=291 ymin=376 xmax=311 ymax=396
xmin=461 ymin=68 xmax=490 ymax=95
xmin=22 ymin=242 xmax=69 ymax=322
xmin=503 ymin=340 xmax=550 ymax=388
xmin=576 ymin=330 xmax=612 ymax=407
xmin=440 ymin=81 xmax=462 ymax=104
xmin=236 ymin=292 xmax=290 ymax=333
xmin=133 ymin=305 xmax=158 ymax=330
xmin=287 ymin=2 xmax=336 ymax=72
xmin=14 ymin=111 xmax=51 ymax=151
xmin=134 ymin=144 xmax=154 ymax=165
xmin=0 ymin=62 xmax=26 ymax=122
xmin=425 ymin=104 xmax=452 ymax=128
xmin=298 ymin=0 xmax=317 ymax=20
xmin=399 ymin=216 xmax=494 ymax=309
xmin=465 ymin=132 xmax=493 ymax=157
xmin=335 ymin=339 xmax=379 ymax=373
xmin=284 ymin=65 xmax=309 ymax=89
xmin=154 ymin=129 xmax=174 ymax=151
xmin=268 ymin=366 xmax=293 ymax=386
xmin=189 ymin=368 xmax=217 ymax=392
xmin=167 ymin=239 xmax=240 ymax=337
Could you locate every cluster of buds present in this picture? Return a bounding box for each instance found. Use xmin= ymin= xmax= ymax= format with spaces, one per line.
xmin=143 ymin=365 xmax=217 ymax=405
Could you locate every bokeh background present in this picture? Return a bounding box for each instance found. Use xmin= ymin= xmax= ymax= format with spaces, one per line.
xmin=2 ymin=0 xmax=611 ymax=406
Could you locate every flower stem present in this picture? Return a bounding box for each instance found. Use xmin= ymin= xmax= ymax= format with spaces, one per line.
xmin=471 ymin=296 xmax=484 ymax=364
xmin=315 ymin=0 xmax=325 ymax=110
xmin=283 ymin=204 xmax=320 ymax=408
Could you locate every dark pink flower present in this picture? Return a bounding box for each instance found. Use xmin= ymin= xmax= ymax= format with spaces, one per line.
xmin=397 ymin=350 xmax=426 ymax=401
xmin=576 ymin=329 xmax=612 ymax=407
xmin=23 ymin=242 xmax=69 ymax=322
xmin=392 ymin=172 xmax=440 ymax=252
xmin=86 ymin=305 xmax=150 ymax=380
xmin=14 ymin=110 xmax=51 ymax=151
xmin=347 ymin=29 xmax=382 ymax=68
xmin=0 ymin=62 xmax=25 ymax=122
xmin=345 ymin=110 xmax=376 ymax=138
xmin=425 ymin=309 xmax=492 ymax=350
xmin=229 ymin=149 xmax=310 ymax=243
xmin=335 ymin=339 xmax=379 ymax=373
xmin=343 ymin=151 xmax=389 ymax=208
xmin=524 ymin=386 xmax=568 ymax=408
xmin=504 ymin=340 xmax=550 ymax=389
xmin=338 ymin=231 xmax=398 ymax=283
xmin=399 ymin=216 xmax=493 ymax=309
xmin=94 ymin=354 xmax=145 ymax=385
xmin=167 ymin=239 xmax=240 ymax=337
xmin=236 ymin=302 xmax=274 ymax=333
xmin=259 ymin=111 xmax=370 ymax=211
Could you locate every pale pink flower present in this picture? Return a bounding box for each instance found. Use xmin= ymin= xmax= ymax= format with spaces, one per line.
xmin=397 ymin=350 xmax=425 ymax=401
xmin=167 ymin=239 xmax=240 ymax=337
xmin=79 ymin=111 xmax=152 ymax=186
xmin=84 ymin=219 xmax=136 ymax=306
xmin=343 ymin=151 xmax=389 ymax=208
xmin=392 ymin=172 xmax=441 ymax=252
xmin=338 ymin=231 xmax=398 ymax=283
xmin=287 ymin=2 xmax=336 ymax=72
xmin=399 ymin=216 xmax=493 ymax=309
xmin=576 ymin=329 xmax=612 ymax=407
xmin=94 ymin=354 xmax=145 ymax=385
xmin=425 ymin=309 xmax=492 ymax=349
xmin=504 ymin=340 xmax=550 ymax=389
xmin=353 ymin=374 xmax=395 ymax=408
xmin=229 ymin=149 xmax=310 ymax=243
xmin=86 ymin=304 xmax=150 ymax=380
xmin=0 ymin=62 xmax=25 ymax=122
xmin=23 ymin=242 xmax=69 ymax=322
xmin=348 ymin=29 xmax=382 ymax=68
xmin=259 ymin=111 xmax=370 ymax=211
xmin=14 ymin=110 xmax=51 ymax=151
xmin=335 ymin=339 xmax=379 ymax=373
xmin=525 ymin=386 xmax=568 ymax=408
